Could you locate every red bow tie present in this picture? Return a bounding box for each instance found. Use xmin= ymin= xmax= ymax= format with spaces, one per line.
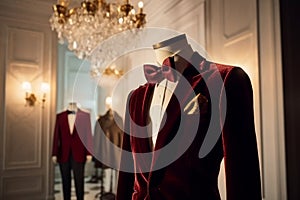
xmin=143 ymin=57 xmax=177 ymax=83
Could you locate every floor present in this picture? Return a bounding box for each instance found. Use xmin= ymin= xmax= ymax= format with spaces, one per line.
xmin=54 ymin=168 xmax=117 ymax=200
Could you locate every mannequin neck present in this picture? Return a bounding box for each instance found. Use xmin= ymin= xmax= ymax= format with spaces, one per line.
xmin=174 ymin=56 xmax=192 ymax=74
xmin=154 ymin=44 xmax=194 ymax=74
xmin=67 ymin=102 xmax=78 ymax=112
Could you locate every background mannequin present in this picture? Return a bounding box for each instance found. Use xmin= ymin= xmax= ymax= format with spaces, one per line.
xmin=93 ymin=108 xmax=123 ymax=197
xmin=52 ymin=103 xmax=92 ymax=162
xmin=52 ymin=102 xmax=93 ymax=200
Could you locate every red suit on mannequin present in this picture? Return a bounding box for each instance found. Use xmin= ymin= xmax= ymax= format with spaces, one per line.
xmin=117 ymin=34 xmax=261 ymax=200
xmin=52 ymin=102 xmax=93 ymax=200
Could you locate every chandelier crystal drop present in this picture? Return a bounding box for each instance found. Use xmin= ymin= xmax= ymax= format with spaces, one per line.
xmin=49 ymin=0 xmax=146 ymax=59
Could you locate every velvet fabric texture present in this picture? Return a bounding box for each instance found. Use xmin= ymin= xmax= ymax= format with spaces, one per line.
xmin=116 ymin=53 xmax=261 ymax=200
xmin=52 ymin=109 xmax=93 ymax=163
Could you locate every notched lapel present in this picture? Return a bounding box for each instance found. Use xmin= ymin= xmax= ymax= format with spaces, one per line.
xmin=151 ymin=67 xmax=203 ymax=154
xmin=150 ymin=60 xmax=212 ymax=170
xmin=63 ymin=111 xmax=72 ymax=135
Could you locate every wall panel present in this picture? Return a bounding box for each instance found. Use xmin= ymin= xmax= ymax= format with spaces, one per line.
xmin=4 ymin=26 xmax=44 ymax=170
xmin=206 ymin=0 xmax=260 ymax=198
xmin=0 ymin=1 xmax=56 ymax=199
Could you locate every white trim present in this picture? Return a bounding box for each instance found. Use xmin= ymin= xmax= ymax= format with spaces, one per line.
xmin=258 ymin=0 xmax=287 ymax=199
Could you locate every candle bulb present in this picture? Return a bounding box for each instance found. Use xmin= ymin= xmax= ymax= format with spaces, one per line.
xmin=41 ymin=82 xmax=50 ymax=94
xmin=138 ymin=1 xmax=143 ymax=13
xmin=57 ymin=0 xmax=70 ymax=7
xmin=22 ymin=82 xmax=32 ymax=93
xmin=41 ymin=82 xmax=50 ymax=108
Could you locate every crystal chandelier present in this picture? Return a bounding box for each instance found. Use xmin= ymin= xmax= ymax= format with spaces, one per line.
xmin=49 ymin=0 xmax=146 ymax=59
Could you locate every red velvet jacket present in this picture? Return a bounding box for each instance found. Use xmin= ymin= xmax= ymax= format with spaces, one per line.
xmin=52 ymin=109 xmax=93 ymax=163
xmin=117 ymin=53 xmax=261 ymax=200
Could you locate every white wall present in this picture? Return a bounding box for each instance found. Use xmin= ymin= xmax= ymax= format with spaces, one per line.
xmin=0 ymin=0 xmax=57 ymax=199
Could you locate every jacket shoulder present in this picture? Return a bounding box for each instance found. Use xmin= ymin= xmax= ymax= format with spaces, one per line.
xmin=78 ymin=109 xmax=91 ymax=116
xmin=214 ymin=63 xmax=235 ymax=78
xmin=130 ymin=83 xmax=153 ymax=98
xmin=213 ymin=63 xmax=250 ymax=82
xmin=132 ymin=83 xmax=152 ymax=92
xmin=56 ymin=111 xmax=66 ymax=117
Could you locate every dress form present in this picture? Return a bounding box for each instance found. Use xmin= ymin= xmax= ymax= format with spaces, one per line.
xmin=153 ymin=34 xmax=194 ymax=73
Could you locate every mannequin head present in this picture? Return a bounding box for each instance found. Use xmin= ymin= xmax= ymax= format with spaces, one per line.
xmin=152 ymin=34 xmax=194 ymax=73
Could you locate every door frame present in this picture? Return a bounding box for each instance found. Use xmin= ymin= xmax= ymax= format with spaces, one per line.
xmin=257 ymin=0 xmax=287 ymax=199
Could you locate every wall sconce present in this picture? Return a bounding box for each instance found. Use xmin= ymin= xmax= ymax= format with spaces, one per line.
xmin=22 ymin=81 xmax=50 ymax=108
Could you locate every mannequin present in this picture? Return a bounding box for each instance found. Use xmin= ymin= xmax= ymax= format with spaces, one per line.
xmin=150 ymin=34 xmax=196 ymax=147
xmin=52 ymin=102 xmax=93 ymax=200
xmin=153 ymin=34 xmax=194 ymax=74
xmin=117 ymin=34 xmax=262 ymax=199
xmin=93 ymin=108 xmax=123 ymax=198
xmin=52 ymin=102 xmax=92 ymax=162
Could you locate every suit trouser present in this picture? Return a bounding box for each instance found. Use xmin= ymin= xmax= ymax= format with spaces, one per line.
xmin=59 ymin=154 xmax=85 ymax=200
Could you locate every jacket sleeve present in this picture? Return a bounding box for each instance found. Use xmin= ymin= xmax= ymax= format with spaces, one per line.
xmin=85 ymin=112 xmax=93 ymax=156
xmin=93 ymin=118 xmax=101 ymax=160
xmin=116 ymin=93 xmax=135 ymax=200
xmin=221 ymin=67 xmax=262 ymax=200
xmin=52 ymin=114 xmax=60 ymax=156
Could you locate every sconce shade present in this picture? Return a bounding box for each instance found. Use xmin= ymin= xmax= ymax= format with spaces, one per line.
xmin=22 ymin=81 xmax=32 ymax=92
xmin=105 ymin=96 xmax=112 ymax=108
xmin=41 ymin=82 xmax=50 ymax=93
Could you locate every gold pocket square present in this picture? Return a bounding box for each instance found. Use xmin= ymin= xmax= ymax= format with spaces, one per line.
xmin=184 ymin=93 xmax=208 ymax=115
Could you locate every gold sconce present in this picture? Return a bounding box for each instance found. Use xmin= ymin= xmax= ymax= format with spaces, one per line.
xmin=22 ymin=82 xmax=50 ymax=108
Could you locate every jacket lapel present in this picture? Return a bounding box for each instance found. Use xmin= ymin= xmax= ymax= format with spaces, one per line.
xmin=148 ymin=54 xmax=212 ymax=180
xmin=142 ymin=84 xmax=156 ymax=152
xmin=131 ymin=83 xmax=155 ymax=154
xmin=151 ymin=66 xmax=203 ymax=153
xmin=63 ymin=111 xmax=72 ymax=135
xmin=153 ymin=53 xmax=208 ymax=152
xmin=129 ymin=84 xmax=155 ymax=175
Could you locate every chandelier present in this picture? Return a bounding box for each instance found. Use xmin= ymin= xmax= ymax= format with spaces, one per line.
xmin=49 ymin=0 xmax=146 ymax=59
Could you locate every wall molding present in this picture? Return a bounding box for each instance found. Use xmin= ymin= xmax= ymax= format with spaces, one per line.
xmin=0 ymin=2 xmax=56 ymax=198
xmin=258 ymin=0 xmax=287 ymax=199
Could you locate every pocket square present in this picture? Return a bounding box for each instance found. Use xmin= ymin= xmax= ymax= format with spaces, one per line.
xmin=184 ymin=93 xmax=208 ymax=115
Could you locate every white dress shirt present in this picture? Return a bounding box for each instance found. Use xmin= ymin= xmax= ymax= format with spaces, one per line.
xmin=149 ymin=78 xmax=178 ymax=148
xmin=68 ymin=112 xmax=76 ymax=134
